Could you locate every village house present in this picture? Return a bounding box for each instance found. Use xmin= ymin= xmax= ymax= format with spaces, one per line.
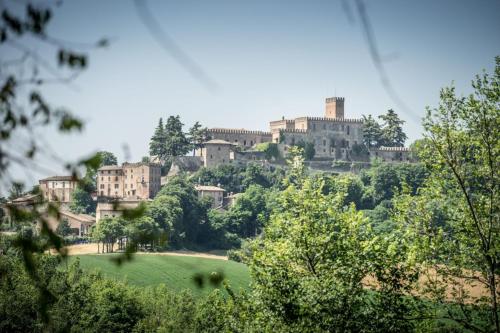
xmin=39 ymin=176 xmax=78 ymax=203
xmin=195 ymin=185 xmax=225 ymax=209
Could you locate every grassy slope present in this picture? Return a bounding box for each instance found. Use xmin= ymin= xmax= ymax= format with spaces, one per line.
xmin=66 ymin=254 xmax=250 ymax=297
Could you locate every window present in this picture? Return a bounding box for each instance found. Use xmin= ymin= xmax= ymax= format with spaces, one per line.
xmin=115 ymin=176 xmax=118 ymax=181
xmin=100 ymin=184 xmax=104 ymax=189
xmin=114 ymin=184 xmax=119 ymax=189
xmin=108 ymin=176 xmax=110 ymax=181
xmin=62 ymin=182 xmax=65 ymax=188
xmin=347 ymin=125 xmax=350 ymax=135
xmin=100 ymin=191 xmax=103 ymax=196
xmin=323 ymin=140 xmax=326 ymax=146
xmin=218 ymin=147 xmax=221 ymax=151
xmin=210 ymin=154 xmax=213 ymax=159
xmin=244 ymin=140 xmax=247 ymax=145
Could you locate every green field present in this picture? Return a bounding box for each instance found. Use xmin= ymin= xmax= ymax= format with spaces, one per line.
xmin=67 ymin=254 xmax=251 ymax=297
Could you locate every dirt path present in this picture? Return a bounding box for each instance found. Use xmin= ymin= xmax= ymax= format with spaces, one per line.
xmin=61 ymin=243 xmax=228 ymax=261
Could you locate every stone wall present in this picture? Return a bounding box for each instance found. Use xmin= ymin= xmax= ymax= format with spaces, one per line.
xmin=207 ymin=128 xmax=272 ymax=148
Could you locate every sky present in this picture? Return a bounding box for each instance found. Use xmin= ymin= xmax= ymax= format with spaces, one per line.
xmin=5 ymin=0 xmax=500 ymax=186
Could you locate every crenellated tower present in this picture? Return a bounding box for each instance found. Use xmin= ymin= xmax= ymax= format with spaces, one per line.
xmin=325 ymin=97 xmax=345 ymax=119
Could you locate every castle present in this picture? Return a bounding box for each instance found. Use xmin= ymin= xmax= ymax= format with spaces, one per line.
xmin=191 ymin=97 xmax=411 ymax=169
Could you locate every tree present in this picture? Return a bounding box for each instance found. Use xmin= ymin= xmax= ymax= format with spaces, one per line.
xmin=188 ymin=121 xmax=209 ymax=155
xmin=379 ymin=109 xmax=407 ymax=147
xmin=149 ymin=118 xmax=167 ymax=160
xmin=396 ymin=58 xmax=500 ymax=332
xmin=56 ymin=219 xmax=72 ymax=237
xmin=164 ymin=115 xmax=190 ymax=158
xmin=69 ymin=187 xmax=95 ymax=215
xmin=249 ymin=175 xmax=420 ymax=332
xmin=295 ymin=140 xmax=315 ymax=160
xmin=362 ymin=114 xmax=383 ymax=148
xmin=8 ymin=183 xmax=25 ymax=200
xmin=98 ymin=151 xmax=118 ymax=166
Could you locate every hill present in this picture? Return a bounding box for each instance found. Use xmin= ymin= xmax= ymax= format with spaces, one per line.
xmin=66 ymin=254 xmax=250 ymax=297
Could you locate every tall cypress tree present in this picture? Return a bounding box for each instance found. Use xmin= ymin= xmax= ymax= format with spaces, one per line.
xmin=164 ymin=115 xmax=190 ymax=157
xmin=379 ymin=109 xmax=407 ymax=147
xmin=188 ymin=121 xmax=209 ymax=155
xmin=362 ymin=114 xmax=383 ymax=148
xmin=149 ymin=118 xmax=167 ymax=160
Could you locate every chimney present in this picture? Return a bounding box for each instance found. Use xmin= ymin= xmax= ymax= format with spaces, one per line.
xmin=325 ymin=97 xmax=345 ymax=119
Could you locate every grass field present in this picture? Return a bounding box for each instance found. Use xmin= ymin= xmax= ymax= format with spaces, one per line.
xmin=66 ymin=254 xmax=251 ymax=297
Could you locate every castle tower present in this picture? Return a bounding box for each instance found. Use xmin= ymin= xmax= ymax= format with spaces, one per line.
xmin=325 ymin=97 xmax=345 ymax=119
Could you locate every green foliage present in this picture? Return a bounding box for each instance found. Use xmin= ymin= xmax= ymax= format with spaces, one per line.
xmin=248 ymin=176 xmax=422 ymax=332
xmin=379 ymin=109 xmax=407 ymax=147
xmin=255 ymin=142 xmax=280 ymax=160
xmin=395 ymin=58 xmax=500 ymax=332
xmin=188 ymin=121 xmax=209 ymax=154
xmin=69 ymin=186 xmax=96 ymax=215
xmin=295 ymin=140 xmax=315 ymax=160
xmin=149 ymin=117 xmax=167 ymax=159
xmin=362 ymin=114 xmax=384 ymax=147
xmin=56 ymin=218 xmax=72 ymax=237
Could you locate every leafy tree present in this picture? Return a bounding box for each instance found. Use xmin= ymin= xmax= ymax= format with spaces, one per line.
xmin=295 ymin=140 xmax=316 ymax=160
xmin=188 ymin=121 xmax=209 ymax=155
xmin=396 ymin=58 xmax=500 ymax=332
xmin=56 ymin=219 xmax=72 ymax=237
xmin=94 ymin=217 xmax=125 ymax=253
xmin=255 ymin=142 xmax=280 ymax=160
xmin=164 ymin=115 xmax=190 ymax=158
xmin=149 ymin=117 xmax=167 ymax=160
xmin=249 ymin=176 xmax=421 ymax=332
xmin=8 ymin=183 xmax=25 ymax=200
xmin=97 ymin=151 xmax=118 ymax=166
xmin=379 ymin=109 xmax=407 ymax=147
xmin=69 ymin=187 xmax=95 ymax=215
xmin=362 ymin=114 xmax=383 ymax=147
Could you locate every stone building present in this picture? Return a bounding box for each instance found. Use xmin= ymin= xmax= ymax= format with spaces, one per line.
xmin=207 ymin=128 xmax=272 ymax=148
xmin=95 ymin=199 xmax=145 ymax=222
xmin=269 ymin=97 xmax=364 ymax=159
xmin=369 ymin=146 xmax=412 ymax=162
xmin=97 ymin=162 xmax=161 ymax=200
xmin=39 ymin=176 xmax=78 ymax=203
xmin=195 ymin=185 xmax=225 ymax=208
xmin=195 ymin=139 xmax=234 ymax=168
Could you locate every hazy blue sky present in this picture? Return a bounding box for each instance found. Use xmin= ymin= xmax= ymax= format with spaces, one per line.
xmin=7 ymin=0 xmax=500 ymax=184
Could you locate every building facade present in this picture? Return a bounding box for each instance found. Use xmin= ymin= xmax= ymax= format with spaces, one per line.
xmin=39 ymin=176 xmax=78 ymax=203
xmin=195 ymin=185 xmax=225 ymax=208
xmin=97 ymin=162 xmax=161 ymax=200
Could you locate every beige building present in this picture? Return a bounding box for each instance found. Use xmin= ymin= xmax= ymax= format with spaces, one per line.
xmin=97 ymin=162 xmax=161 ymax=200
xmin=195 ymin=139 xmax=235 ymax=168
xmin=95 ymin=199 xmax=145 ymax=222
xmin=369 ymin=146 xmax=412 ymax=162
xmin=39 ymin=176 xmax=78 ymax=203
xmin=269 ymin=97 xmax=364 ymax=159
xmin=206 ymin=128 xmax=272 ymax=148
xmin=195 ymin=185 xmax=225 ymax=208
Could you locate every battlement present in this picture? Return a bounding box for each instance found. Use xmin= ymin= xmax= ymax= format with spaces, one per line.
xmin=325 ymin=97 xmax=345 ymax=103
xmin=375 ymin=146 xmax=410 ymax=152
xmin=295 ymin=116 xmax=363 ymax=123
xmin=280 ymin=128 xmax=307 ymax=133
xmin=208 ymin=128 xmax=272 ymax=136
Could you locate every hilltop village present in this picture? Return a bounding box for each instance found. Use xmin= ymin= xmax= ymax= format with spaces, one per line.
xmin=4 ymin=97 xmax=414 ymax=238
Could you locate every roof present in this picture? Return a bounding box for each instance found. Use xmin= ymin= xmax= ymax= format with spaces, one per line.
xmin=195 ymin=185 xmax=225 ymax=192
xmin=39 ymin=175 xmax=76 ymax=182
xmin=98 ymin=165 xmax=122 ymax=171
xmin=60 ymin=209 xmax=96 ymax=223
xmin=8 ymin=193 xmax=41 ymax=204
xmin=204 ymin=139 xmax=233 ymax=145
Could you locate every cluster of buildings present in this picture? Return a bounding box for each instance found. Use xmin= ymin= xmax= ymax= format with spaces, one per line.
xmin=181 ymin=97 xmax=411 ymax=171
xmin=3 ymin=96 xmax=414 ymax=238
